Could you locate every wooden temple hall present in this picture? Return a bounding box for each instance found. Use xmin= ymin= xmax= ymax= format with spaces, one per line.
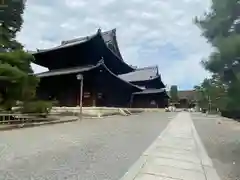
xmin=33 ymin=29 xmax=169 ymax=108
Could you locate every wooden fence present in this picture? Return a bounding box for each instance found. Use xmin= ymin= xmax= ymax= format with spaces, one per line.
xmin=0 ymin=113 xmax=59 ymax=125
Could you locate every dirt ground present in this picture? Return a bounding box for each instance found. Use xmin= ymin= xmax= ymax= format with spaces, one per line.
xmin=192 ymin=113 xmax=240 ymax=180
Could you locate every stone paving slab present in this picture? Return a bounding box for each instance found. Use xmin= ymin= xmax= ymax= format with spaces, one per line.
xmin=141 ymin=164 xmax=206 ymax=180
xmin=120 ymin=112 xmax=221 ymax=180
xmin=145 ymin=157 xmax=204 ymax=173
xmin=146 ymin=151 xmax=201 ymax=164
xmin=134 ymin=173 xmax=175 ymax=180
xmin=145 ymin=144 xmax=196 ymax=153
xmin=149 ymin=146 xmax=196 ymax=155
xmin=160 ymin=139 xmax=196 ymax=148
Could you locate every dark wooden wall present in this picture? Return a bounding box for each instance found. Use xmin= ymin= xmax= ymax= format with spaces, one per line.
xmin=36 ymin=68 xmax=135 ymax=107
xmin=132 ymin=94 xmax=168 ymax=108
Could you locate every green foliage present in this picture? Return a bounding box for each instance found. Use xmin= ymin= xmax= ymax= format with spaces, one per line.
xmin=0 ymin=0 xmax=39 ymax=110
xmin=0 ymin=50 xmax=35 ymax=73
xmin=0 ymin=51 xmax=39 ymax=110
xmin=195 ymin=0 xmax=240 ymax=112
xmin=0 ymin=0 xmax=25 ymax=50
xmin=194 ymin=76 xmax=228 ymax=111
xmin=202 ymin=35 xmax=240 ymax=78
xmin=195 ymin=0 xmax=240 ymax=43
xmin=169 ymin=85 xmax=179 ymax=103
xmin=194 ymin=85 xmax=208 ymax=109
xmin=20 ymin=101 xmax=53 ymax=115
xmin=225 ymin=82 xmax=240 ymax=111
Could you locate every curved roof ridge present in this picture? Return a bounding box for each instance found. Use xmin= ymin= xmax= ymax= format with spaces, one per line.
xmin=100 ymin=62 xmax=142 ymax=91
xmin=34 ymin=64 xmax=97 ymax=78
xmin=99 ymin=28 xmax=125 ymax=61
xmin=34 ymin=58 xmax=142 ymax=91
xmin=60 ymin=29 xmax=103 ymax=45
xmin=34 ymin=32 xmax=99 ymax=54
xmin=148 ymin=74 xmax=161 ymax=80
xmin=101 ymin=28 xmax=116 ymax=36
xmin=136 ymin=65 xmax=158 ymax=71
xmin=61 ymin=35 xmax=91 ymax=45
xmin=98 ymin=30 xmax=135 ymax=72
xmin=61 ymin=28 xmax=115 ymax=45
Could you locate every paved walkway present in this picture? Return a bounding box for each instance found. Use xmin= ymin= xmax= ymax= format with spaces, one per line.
xmin=120 ymin=112 xmax=221 ymax=180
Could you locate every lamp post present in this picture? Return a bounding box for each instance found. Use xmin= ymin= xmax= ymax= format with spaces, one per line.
xmin=76 ymin=74 xmax=83 ymax=121
xmin=208 ymin=95 xmax=212 ymax=113
xmin=205 ymin=95 xmax=211 ymax=114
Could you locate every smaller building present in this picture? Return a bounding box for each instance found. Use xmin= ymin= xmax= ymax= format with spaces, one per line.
xmin=119 ymin=66 xmax=168 ymax=108
xmin=168 ymin=90 xmax=197 ymax=108
xmin=178 ymin=90 xmax=197 ymax=108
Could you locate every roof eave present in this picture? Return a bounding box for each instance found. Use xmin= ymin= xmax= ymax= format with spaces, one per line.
xmin=32 ymin=31 xmax=100 ymax=55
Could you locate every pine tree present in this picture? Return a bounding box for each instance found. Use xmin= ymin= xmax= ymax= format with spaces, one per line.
xmin=195 ymin=0 xmax=240 ymax=112
xmin=170 ymin=85 xmax=179 ymax=104
xmin=0 ymin=0 xmax=39 ymax=110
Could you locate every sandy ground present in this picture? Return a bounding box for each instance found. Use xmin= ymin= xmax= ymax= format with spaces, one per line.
xmin=192 ymin=113 xmax=240 ymax=180
xmin=0 ymin=112 xmax=176 ymax=180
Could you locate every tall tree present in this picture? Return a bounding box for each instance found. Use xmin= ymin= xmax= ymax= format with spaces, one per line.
xmin=0 ymin=0 xmax=25 ymax=50
xmin=194 ymin=85 xmax=208 ymax=109
xmin=194 ymin=75 xmax=228 ymax=111
xmin=0 ymin=0 xmax=39 ymax=110
xmin=169 ymin=85 xmax=179 ymax=103
xmin=195 ymin=0 xmax=240 ymax=112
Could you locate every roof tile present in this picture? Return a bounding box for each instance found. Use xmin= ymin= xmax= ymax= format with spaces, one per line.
xmin=119 ymin=66 xmax=158 ymax=82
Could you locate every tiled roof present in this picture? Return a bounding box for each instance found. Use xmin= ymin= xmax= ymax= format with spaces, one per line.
xmin=35 ymin=30 xmax=99 ymax=53
xmin=60 ymin=29 xmax=114 ymax=46
xmin=133 ymin=88 xmax=166 ymax=95
xmin=34 ymin=29 xmax=123 ymax=60
xmin=35 ymin=65 xmax=95 ymax=78
xmin=34 ymin=61 xmax=142 ymax=91
xmin=178 ymin=90 xmax=197 ymax=100
xmin=168 ymin=90 xmax=197 ymax=100
xmin=118 ymin=66 xmax=159 ymax=82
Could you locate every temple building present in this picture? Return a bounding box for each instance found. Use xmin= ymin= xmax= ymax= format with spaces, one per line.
xmin=167 ymin=90 xmax=197 ymax=108
xmin=33 ymin=29 xmax=169 ymax=108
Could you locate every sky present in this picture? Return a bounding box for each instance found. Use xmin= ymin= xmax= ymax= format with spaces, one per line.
xmin=17 ymin=0 xmax=213 ymax=90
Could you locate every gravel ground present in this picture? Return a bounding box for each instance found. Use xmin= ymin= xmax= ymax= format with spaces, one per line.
xmin=191 ymin=113 xmax=240 ymax=180
xmin=0 ymin=112 xmax=176 ymax=180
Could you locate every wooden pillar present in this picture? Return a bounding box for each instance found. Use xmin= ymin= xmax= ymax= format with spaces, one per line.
xmin=129 ymin=94 xmax=134 ymax=108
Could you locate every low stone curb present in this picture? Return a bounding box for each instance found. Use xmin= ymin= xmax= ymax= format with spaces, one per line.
xmin=0 ymin=118 xmax=79 ymax=131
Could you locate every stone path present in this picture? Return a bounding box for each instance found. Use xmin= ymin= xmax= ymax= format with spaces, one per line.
xmin=120 ymin=112 xmax=221 ymax=180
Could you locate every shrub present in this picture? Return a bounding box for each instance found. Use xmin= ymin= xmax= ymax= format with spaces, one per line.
xmin=221 ymin=110 xmax=240 ymax=120
xmin=20 ymin=100 xmax=53 ymax=117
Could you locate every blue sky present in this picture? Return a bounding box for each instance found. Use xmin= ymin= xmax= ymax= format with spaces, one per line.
xmin=17 ymin=0 xmax=213 ymax=90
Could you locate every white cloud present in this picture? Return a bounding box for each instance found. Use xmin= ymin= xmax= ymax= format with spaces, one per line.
xmin=65 ymin=0 xmax=86 ymax=8
xmin=160 ymin=54 xmax=211 ymax=90
xmin=18 ymin=0 xmax=212 ymax=89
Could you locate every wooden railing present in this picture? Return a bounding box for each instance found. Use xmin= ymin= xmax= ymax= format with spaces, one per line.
xmin=0 ymin=113 xmax=59 ymax=125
